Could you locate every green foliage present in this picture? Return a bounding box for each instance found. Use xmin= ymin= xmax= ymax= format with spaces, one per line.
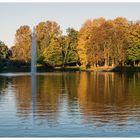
xmin=127 ymin=23 xmax=140 ymax=64
xmin=127 ymin=44 xmax=140 ymax=61
xmin=0 ymin=41 xmax=9 ymax=69
xmin=36 ymin=21 xmax=62 ymax=66
xmin=0 ymin=41 xmax=9 ymax=59
xmin=61 ymin=28 xmax=79 ymax=66
xmin=43 ymin=38 xmax=63 ymax=66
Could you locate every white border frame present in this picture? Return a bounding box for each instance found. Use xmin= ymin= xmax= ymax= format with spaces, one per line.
xmin=0 ymin=0 xmax=140 ymax=3
xmin=0 ymin=0 xmax=140 ymax=139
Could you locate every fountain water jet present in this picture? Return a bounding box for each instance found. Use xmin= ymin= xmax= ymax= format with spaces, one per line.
xmin=31 ymin=27 xmax=36 ymax=74
xmin=31 ymin=27 xmax=37 ymax=125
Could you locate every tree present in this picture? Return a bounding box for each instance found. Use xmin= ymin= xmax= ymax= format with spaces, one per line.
xmin=11 ymin=25 xmax=32 ymax=64
xmin=77 ymin=20 xmax=93 ymax=67
xmin=36 ymin=21 xmax=62 ymax=66
xmin=127 ymin=22 xmax=140 ymax=66
xmin=43 ymin=37 xmax=63 ymax=66
xmin=113 ymin=17 xmax=129 ymax=66
xmin=86 ymin=25 xmax=104 ymax=67
xmin=81 ymin=17 xmax=129 ymax=68
xmin=61 ymin=28 xmax=79 ymax=67
xmin=77 ymin=18 xmax=106 ymax=67
xmin=0 ymin=41 xmax=10 ymax=69
xmin=0 ymin=41 xmax=9 ymax=60
xmin=4 ymin=17 xmax=140 ymax=69
xmin=114 ymin=17 xmax=129 ymax=27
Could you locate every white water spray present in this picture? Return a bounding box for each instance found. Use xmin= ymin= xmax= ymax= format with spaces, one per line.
xmin=31 ymin=27 xmax=36 ymax=74
xmin=31 ymin=27 xmax=37 ymax=125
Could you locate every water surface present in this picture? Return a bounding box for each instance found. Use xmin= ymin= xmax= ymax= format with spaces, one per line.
xmin=0 ymin=72 xmax=140 ymax=137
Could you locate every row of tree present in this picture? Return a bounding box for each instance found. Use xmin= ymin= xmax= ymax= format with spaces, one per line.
xmin=77 ymin=17 xmax=140 ymax=67
xmin=10 ymin=21 xmax=79 ymax=67
xmin=0 ymin=17 xmax=140 ymax=69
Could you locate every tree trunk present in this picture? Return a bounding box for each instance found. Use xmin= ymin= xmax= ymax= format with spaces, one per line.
xmin=112 ymin=59 xmax=115 ymax=67
xmin=96 ymin=61 xmax=99 ymax=67
xmin=104 ymin=59 xmax=108 ymax=67
xmin=133 ymin=61 xmax=135 ymax=66
xmin=122 ymin=61 xmax=125 ymax=66
xmin=93 ymin=63 xmax=96 ymax=67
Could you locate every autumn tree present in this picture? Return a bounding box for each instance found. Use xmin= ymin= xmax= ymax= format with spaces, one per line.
xmin=77 ymin=18 xmax=106 ymax=67
xmin=77 ymin=20 xmax=93 ymax=67
xmin=113 ymin=17 xmax=129 ymax=66
xmin=79 ymin=17 xmax=129 ymax=68
xmin=86 ymin=24 xmax=104 ymax=67
xmin=36 ymin=21 xmax=62 ymax=66
xmin=11 ymin=25 xmax=32 ymax=64
xmin=5 ymin=17 xmax=140 ymax=69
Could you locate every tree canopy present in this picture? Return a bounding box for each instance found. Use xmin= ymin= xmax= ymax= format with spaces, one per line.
xmin=0 ymin=17 xmax=140 ymax=69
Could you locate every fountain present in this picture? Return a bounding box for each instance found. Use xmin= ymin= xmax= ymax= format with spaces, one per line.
xmin=31 ymin=27 xmax=37 ymax=125
xmin=31 ymin=27 xmax=36 ymax=74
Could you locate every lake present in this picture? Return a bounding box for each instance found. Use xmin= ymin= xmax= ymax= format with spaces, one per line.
xmin=0 ymin=72 xmax=140 ymax=137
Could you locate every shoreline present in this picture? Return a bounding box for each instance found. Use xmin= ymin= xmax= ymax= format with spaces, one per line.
xmin=0 ymin=66 xmax=140 ymax=73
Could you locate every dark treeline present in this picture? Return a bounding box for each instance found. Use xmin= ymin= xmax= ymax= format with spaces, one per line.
xmin=0 ymin=17 xmax=140 ymax=71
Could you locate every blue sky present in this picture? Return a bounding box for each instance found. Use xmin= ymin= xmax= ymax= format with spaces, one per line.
xmin=0 ymin=3 xmax=140 ymax=47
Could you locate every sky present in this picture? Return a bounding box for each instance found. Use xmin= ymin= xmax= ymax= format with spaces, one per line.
xmin=0 ymin=3 xmax=140 ymax=47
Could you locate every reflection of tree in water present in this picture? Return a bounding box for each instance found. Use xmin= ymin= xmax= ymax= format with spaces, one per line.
xmin=77 ymin=72 xmax=140 ymax=126
xmin=36 ymin=74 xmax=61 ymax=126
xmin=36 ymin=73 xmax=80 ymax=125
xmin=12 ymin=76 xmax=32 ymax=118
xmin=10 ymin=72 xmax=140 ymax=127
xmin=61 ymin=73 xmax=79 ymax=113
xmin=0 ymin=77 xmax=11 ymax=101
xmin=12 ymin=75 xmax=61 ymax=126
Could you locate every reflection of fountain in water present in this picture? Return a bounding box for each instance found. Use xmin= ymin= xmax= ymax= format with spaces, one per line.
xmin=31 ymin=73 xmax=36 ymax=125
xmin=31 ymin=27 xmax=37 ymax=125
